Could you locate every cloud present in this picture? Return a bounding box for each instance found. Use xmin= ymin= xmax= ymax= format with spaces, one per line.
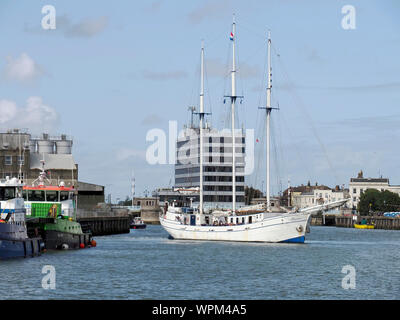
xmin=115 ymin=148 xmax=146 ymax=162
xmin=205 ymin=58 xmax=259 ymax=79
xmin=250 ymin=84 xmax=265 ymax=92
xmin=3 ymin=53 xmax=44 ymax=83
xmin=0 ymin=100 xmax=17 ymax=123
xmin=24 ymin=14 xmax=108 ymax=38
xmin=76 ymin=145 xmax=173 ymax=199
xmin=328 ymin=82 xmax=400 ymax=92
xmin=309 ymin=144 xmax=388 ymax=185
xmin=307 ymin=48 xmax=323 ymax=63
xmin=187 ymin=0 xmax=231 ymax=24
xmin=0 ymin=96 xmax=59 ymax=132
xmin=142 ymin=70 xmax=188 ymax=81
xmin=276 ymin=82 xmax=400 ymax=92
xmin=298 ymin=45 xmax=324 ymax=63
xmin=141 ymin=114 xmax=164 ymax=126
xmin=64 ymin=16 xmax=108 ymax=38
xmin=322 ymin=115 xmax=400 ymax=133
xmin=145 ymin=1 xmax=163 ymax=13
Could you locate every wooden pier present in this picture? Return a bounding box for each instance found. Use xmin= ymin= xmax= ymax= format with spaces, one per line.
xmin=335 ymin=216 xmax=354 ymax=228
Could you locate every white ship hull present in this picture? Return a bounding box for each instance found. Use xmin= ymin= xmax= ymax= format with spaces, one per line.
xmin=160 ymin=212 xmax=311 ymax=243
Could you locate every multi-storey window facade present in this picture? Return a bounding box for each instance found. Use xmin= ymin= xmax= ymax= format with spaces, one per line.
xmin=175 ymin=127 xmax=246 ymax=209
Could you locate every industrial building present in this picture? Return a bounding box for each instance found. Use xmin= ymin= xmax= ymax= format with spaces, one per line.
xmin=0 ymin=129 xmax=104 ymax=209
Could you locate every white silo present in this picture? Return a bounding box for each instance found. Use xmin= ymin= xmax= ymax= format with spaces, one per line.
xmin=56 ymin=139 xmax=72 ymax=154
xmin=29 ymin=140 xmax=37 ymax=153
xmin=37 ymin=134 xmax=54 ymax=154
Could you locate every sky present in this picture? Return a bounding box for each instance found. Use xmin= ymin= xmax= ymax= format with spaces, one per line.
xmin=0 ymin=0 xmax=399 ymax=201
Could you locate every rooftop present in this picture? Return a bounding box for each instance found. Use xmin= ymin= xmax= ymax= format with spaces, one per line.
xmin=30 ymin=153 xmax=77 ymax=170
xmin=283 ymin=184 xmax=331 ymax=196
xmin=350 ymin=178 xmax=389 ymax=183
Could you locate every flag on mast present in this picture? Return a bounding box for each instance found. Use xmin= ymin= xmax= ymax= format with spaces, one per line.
xmin=229 ymin=32 xmax=234 ymax=41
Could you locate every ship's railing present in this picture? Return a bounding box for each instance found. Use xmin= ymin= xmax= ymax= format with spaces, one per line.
xmin=112 ymin=205 xmax=141 ymax=211
xmin=30 ymin=134 xmax=73 ymax=141
xmin=0 ymin=128 xmax=29 ymax=134
xmin=61 ymin=208 xmax=76 ymax=218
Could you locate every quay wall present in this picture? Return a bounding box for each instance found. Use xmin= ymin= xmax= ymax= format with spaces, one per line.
xmin=141 ymin=209 xmax=161 ymax=225
xmin=310 ymin=215 xmax=337 ymax=226
xmin=310 ymin=216 xmax=323 ymax=226
xmin=335 ymin=215 xmax=400 ymax=230
xmin=77 ymin=207 xmax=130 ymax=236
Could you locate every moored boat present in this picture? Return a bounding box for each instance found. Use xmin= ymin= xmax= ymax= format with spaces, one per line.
xmin=354 ymin=223 xmax=375 ymax=229
xmin=130 ymin=217 xmax=146 ymax=229
xmin=24 ymin=163 xmax=94 ymax=250
xmin=0 ymin=177 xmax=44 ymax=260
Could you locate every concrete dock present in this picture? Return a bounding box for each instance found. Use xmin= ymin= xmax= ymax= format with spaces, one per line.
xmin=77 ymin=205 xmax=130 ymax=236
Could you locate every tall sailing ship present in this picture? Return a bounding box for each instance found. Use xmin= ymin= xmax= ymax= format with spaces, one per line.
xmin=160 ymin=18 xmax=347 ymax=243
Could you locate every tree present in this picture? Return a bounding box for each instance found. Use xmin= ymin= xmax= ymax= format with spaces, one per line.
xmin=118 ymin=196 xmax=132 ymax=206
xmin=244 ymin=186 xmax=263 ymax=205
xmin=357 ymin=189 xmax=400 ymax=215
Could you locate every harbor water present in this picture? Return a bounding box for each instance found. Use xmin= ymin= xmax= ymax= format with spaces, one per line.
xmin=1 ymin=226 xmax=399 ymax=300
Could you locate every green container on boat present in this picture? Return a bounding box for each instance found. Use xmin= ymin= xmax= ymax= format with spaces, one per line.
xmin=31 ymin=202 xmax=61 ymax=218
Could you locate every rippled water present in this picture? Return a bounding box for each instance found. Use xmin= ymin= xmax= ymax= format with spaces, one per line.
xmin=1 ymin=226 xmax=399 ymax=299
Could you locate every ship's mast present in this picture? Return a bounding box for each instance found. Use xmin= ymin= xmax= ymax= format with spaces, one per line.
xmin=131 ymin=170 xmax=135 ymax=207
xmin=199 ymin=41 xmax=205 ymax=214
xmin=223 ymin=16 xmax=243 ymax=213
xmin=18 ymin=132 xmax=22 ymax=182
xmin=266 ymin=31 xmax=272 ymax=210
xmin=230 ymin=16 xmax=237 ymax=213
xmin=260 ymin=31 xmax=277 ymax=211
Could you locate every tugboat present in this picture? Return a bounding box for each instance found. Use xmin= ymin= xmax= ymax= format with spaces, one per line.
xmin=24 ymin=161 xmax=94 ymax=250
xmin=0 ymin=177 xmax=44 ymax=259
xmin=130 ymin=217 xmax=146 ymax=229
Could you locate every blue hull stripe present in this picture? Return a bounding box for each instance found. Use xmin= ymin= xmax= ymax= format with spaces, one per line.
xmin=280 ymin=236 xmax=305 ymax=243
